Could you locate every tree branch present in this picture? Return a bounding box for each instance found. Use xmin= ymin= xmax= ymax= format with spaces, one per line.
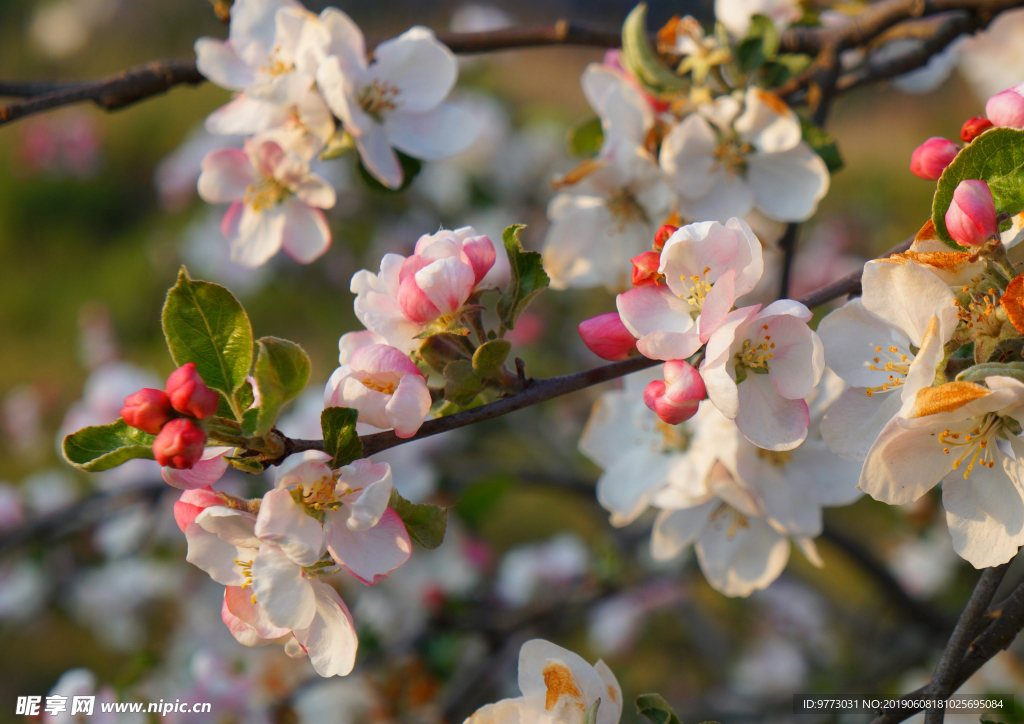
xmin=2 ymin=0 xmax=1023 ymax=126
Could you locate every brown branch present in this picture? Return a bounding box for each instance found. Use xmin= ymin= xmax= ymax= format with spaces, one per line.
xmin=3 ymin=0 xmax=1024 ymax=127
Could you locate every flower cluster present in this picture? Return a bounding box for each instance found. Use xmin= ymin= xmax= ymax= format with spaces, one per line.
xmin=194 ymin=0 xmax=477 ymax=267
xmin=542 ymin=6 xmax=831 ymax=292
xmin=120 ymin=363 xmax=219 ymax=469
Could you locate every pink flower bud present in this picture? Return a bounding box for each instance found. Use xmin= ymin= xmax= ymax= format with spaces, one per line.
xmin=909 ymin=137 xmax=958 ymax=180
xmin=961 ymin=116 xmax=994 ymax=143
xmin=986 ymin=88 xmax=1024 ymax=129
xmin=643 ymin=360 xmax=705 ymax=425
xmin=398 ymin=273 xmax=441 ymax=324
xmin=153 ymin=418 xmax=207 ymax=469
xmin=120 ymin=388 xmax=173 ymax=434
xmin=653 ymin=224 xmax=678 ymax=252
xmin=173 ymin=486 xmax=222 ymax=532
xmin=461 ymin=235 xmax=497 ymax=285
xmin=166 ymin=363 xmax=219 ymax=419
xmin=578 ymin=312 xmax=637 ymax=361
xmin=945 ymin=179 xmax=998 ymax=247
xmin=631 ymin=251 xmax=664 ymax=287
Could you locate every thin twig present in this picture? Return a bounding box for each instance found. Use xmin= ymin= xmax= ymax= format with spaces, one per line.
xmin=778 ymin=224 xmax=802 ymax=301
xmin=922 ymin=563 xmax=1011 ymax=724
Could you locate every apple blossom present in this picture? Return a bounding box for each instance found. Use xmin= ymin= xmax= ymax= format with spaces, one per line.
xmin=860 ymin=376 xmax=1024 ymax=568
xmin=153 ymin=419 xmax=207 ymax=469
xmin=617 ymin=218 xmax=764 ymax=361
xmin=643 ymin=360 xmax=706 ymax=425
xmin=909 ymin=137 xmax=959 ymax=180
xmin=659 ymin=88 xmax=830 ymax=223
xmin=120 ymin=388 xmax=172 ymax=434
xmin=198 ymin=138 xmax=336 ymax=267
xmin=325 ymin=334 xmax=431 ymax=438
xmin=162 ymin=446 xmax=233 ymax=490
xmin=985 ymin=84 xmax=1024 ymax=128
xmin=961 ymin=116 xmax=995 ymax=142
xmin=945 ymin=179 xmax=999 ymax=246
xmin=701 ymin=300 xmax=824 ymax=451
xmin=166 ymin=363 xmax=220 ymax=419
xmin=464 ymin=639 xmax=622 ymax=724
xmin=577 ymin=312 xmax=638 ymax=361
xmin=274 ymin=451 xmax=412 ymax=584
xmin=173 ymin=486 xmax=224 ymax=532
xmin=818 ymin=258 xmax=958 ymax=462
xmin=316 ymin=19 xmax=477 ymax=188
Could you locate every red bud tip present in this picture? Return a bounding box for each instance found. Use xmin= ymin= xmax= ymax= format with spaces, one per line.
xmin=960 ymin=117 xmax=994 ymax=143
xmin=153 ymin=418 xmax=207 ymax=469
xmin=120 ymin=388 xmax=173 ymax=434
xmin=653 ymin=224 xmax=678 ymax=252
xmin=631 ymin=251 xmax=664 ymax=288
xmin=166 ymin=363 xmax=220 ymax=419
xmin=578 ymin=312 xmax=638 ymax=361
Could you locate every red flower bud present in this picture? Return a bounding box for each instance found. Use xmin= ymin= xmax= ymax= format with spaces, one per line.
xmin=578 ymin=312 xmax=637 ymax=361
xmin=653 ymin=224 xmax=678 ymax=252
xmin=120 ymin=388 xmax=173 ymax=434
xmin=153 ymin=418 xmax=207 ymax=469
xmin=166 ymin=363 xmax=219 ymax=419
xmin=643 ymin=360 xmax=705 ymax=425
xmin=631 ymin=251 xmax=664 ymax=287
xmin=945 ymin=179 xmax=998 ymax=247
xmin=173 ymin=486 xmax=223 ymax=532
xmin=909 ymin=137 xmax=959 ymax=180
xmin=961 ymin=116 xmax=994 ymax=143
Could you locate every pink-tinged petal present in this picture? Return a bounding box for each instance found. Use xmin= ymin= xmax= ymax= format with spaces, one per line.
xmin=398 ymin=274 xmax=441 ymax=324
xmin=173 ymin=486 xmax=223 ymax=533
xmin=224 ymin=585 xmax=291 ymax=641
xmin=248 ymin=139 xmax=287 ymax=178
xmin=231 ymin=204 xmax=287 ymax=268
xmin=986 ymin=88 xmax=1024 ymax=129
xmin=462 ymin=234 xmax=497 ymax=285
xmin=280 ymin=199 xmax=331 ymax=264
xmin=293 ymin=580 xmax=358 ymax=677
xmin=698 ymin=268 xmax=736 ymax=343
xmin=338 ymin=330 xmax=387 ymax=365
xmin=325 ymin=507 xmax=412 ymax=585
xmin=185 ymin=521 xmax=250 ymax=586
xmin=664 ymin=360 xmax=706 ymax=403
xmin=735 ymin=374 xmax=809 ymax=451
xmin=349 ymin=344 xmax=424 ymax=378
xmin=255 ymin=488 xmax=324 ymax=567
xmin=221 ymin=201 xmax=244 ymax=239
xmin=945 ymin=179 xmax=998 ymax=247
xmin=385 ymin=374 xmax=431 ymax=438
xmin=414 ymin=257 xmax=476 ymax=316
xmin=643 ymin=380 xmax=699 ymax=425
xmin=339 ymin=375 xmax=392 ymax=429
xmin=637 ymin=331 xmax=703 ymax=361
xmin=909 ymin=137 xmax=959 ymax=180
xmin=293 ymin=174 xmax=336 ymax=209
xmin=197 ymin=148 xmax=256 ymax=204
xmin=222 ymin=589 xmax=271 ymax=648
xmin=336 ymin=459 xmax=393 ymax=531
xmin=578 ymin=312 xmax=638 ymax=361
xmin=762 ymin=315 xmax=820 ymax=400
xmin=195 ymin=506 xmax=260 ymax=547
xmin=205 ymin=93 xmax=290 ymax=135
xmin=275 ymin=452 xmax=333 ymax=490
xmin=399 ymin=254 xmax=430 ymax=283
xmin=163 ymin=446 xmax=232 ymax=490
xmin=250 ymin=542 xmax=316 ymax=631
xmin=195 ymin=38 xmax=256 ymax=91
xmin=616 ymin=285 xmax=696 ymax=338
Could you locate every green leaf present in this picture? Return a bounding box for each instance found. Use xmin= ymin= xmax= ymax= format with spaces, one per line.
xmin=240 ymin=406 xmax=261 ymax=436
xmin=319 ymin=130 xmax=354 ymax=160
xmin=252 ymin=337 xmax=311 ymax=437
xmin=226 ymin=454 xmax=265 ymax=474
xmin=162 ymin=267 xmax=254 ymax=414
xmin=388 ymin=489 xmax=448 ymax=549
xmin=497 ymin=224 xmax=550 ymax=331
xmin=621 ymin=3 xmax=689 ymax=95
xmin=933 ymin=127 xmax=1024 ymax=247
xmin=735 ymin=15 xmax=779 ymax=73
xmin=800 ymin=118 xmax=844 ymax=174
xmin=444 ymin=360 xmax=485 ymax=406
xmin=419 ymin=334 xmax=473 ymax=374
xmin=957 ymin=361 xmax=1024 ymax=384
xmin=472 ymin=339 xmax=512 ymax=377
xmin=567 ymin=116 xmax=604 ymax=158
xmin=357 ymin=150 xmax=422 ymax=192
xmin=760 ymin=53 xmax=811 ymax=88
xmin=63 ymin=419 xmax=155 ymax=472
xmin=635 ymin=695 xmax=683 ymax=724
xmin=321 ymin=407 xmax=363 ymax=468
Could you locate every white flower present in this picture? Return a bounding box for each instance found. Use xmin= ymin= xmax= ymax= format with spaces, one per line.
xmin=317 ymin=20 xmax=477 ymax=188
xmin=325 ymin=332 xmax=431 ymax=438
xmin=715 ymin=0 xmax=802 ymax=36
xmin=616 ymin=217 xmax=764 ymax=360
xmin=660 ymin=88 xmax=830 ymax=223
xmin=198 ymin=137 xmax=336 ymax=267
xmin=464 ymin=639 xmax=622 ymax=724
xmin=818 ymin=259 xmax=959 ymax=462
xmin=701 ymin=300 xmax=824 ymax=450
xmin=860 ymin=376 xmax=1024 ymax=568
xmin=541 ymin=65 xmax=672 ymax=292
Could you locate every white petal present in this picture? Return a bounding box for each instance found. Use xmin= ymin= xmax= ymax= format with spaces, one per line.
xmin=230 ymin=204 xmax=287 ymax=267
xmin=337 ymin=459 xmax=393 ymax=531
xmin=818 ymin=299 xmax=912 ymax=389
xmin=659 ymin=114 xmax=718 ymax=200
xmin=696 ymin=516 xmax=790 ymax=597
xmin=517 ymin=640 xmax=607 ymax=724
xmin=195 ymin=507 xmax=260 ymax=547
xmin=386 ymin=102 xmax=479 ymax=161
xmin=197 ymin=148 xmax=256 ymax=204
xmin=820 ymin=386 xmax=903 ymax=462
xmin=185 ymin=523 xmax=250 ymax=586
xmin=860 ymin=261 xmax=958 ymax=346
xmin=223 ymin=585 xmax=291 ymax=640
xmin=255 ymin=488 xmax=324 ymax=567
xmin=206 ymin=94 xmax=290 ymax=136
xmin=859 ymin=417 xmax=949 ymax=504
xmin=251 ymin=542 xmax=317 ymax=630
xmin=651 ymin=502 xmax=716 ymax=560
xmin=596 ymin=447 xmax=672 ymax=526
xmin=355 ymin=124 xmax=403 ymax=189
xmin=748 ymin=143 xmax=830 ymax=222
xmin=293 ymin=580 xmax=359 ymax=677
xmin=734 ymin=88 xmax=802 ymax=153
xmin=293 ymin=173 xmax=336 ymax=208
xmin=280 ymin=199 xmax=331 ymax=264
xmin=678 ymin=171 xmax=756 ymax=223
xmin=324 ymin=507 xmax=412 ymax=584
xmin=371 ymin=27 xmax=457 ymax=113
xmin=385 ymin=374 xmax=431 ymax=438
xmin=735 ymin=374 xmax=809 ymax=451
xmin=616 ymin=286 xmax=696 ymax=338
xmin=195 ymin=38 xmax=256 ymax=90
